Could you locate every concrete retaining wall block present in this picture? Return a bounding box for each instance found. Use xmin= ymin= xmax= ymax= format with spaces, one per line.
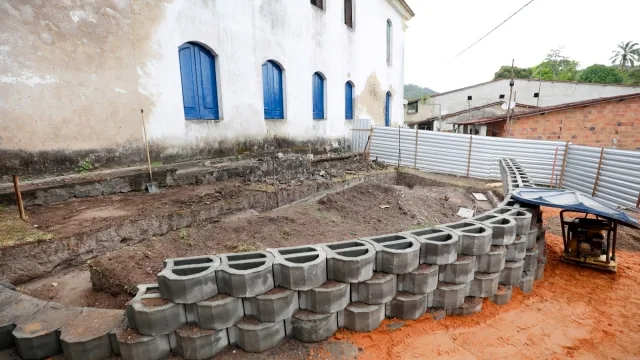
xmin=158 ymin=256 xmax=220 ymax=304
xmin=229 ymin=317 xmax=285 ymax=353
xmin=402 ymin=228 xmax=459 ymax=265
xmin=525 ymin=228 xmax=538 ymax=249
xmin=216 ymin=251 xmax=275 ymax=298
xmin=385 ymin=292 xmax=428 ymax=320
xmin=338 ymin=303 xmax=385 ymax=332
xmin=175 ymin=325 xmax=228 ymax=360
xmin=490 ymin=208 xmax=532 ymax=236
xmin=116 ymin=327 xmax=171 ymax=360
xmin=195 ymin=294 xmax=243 ymax=330
xmin=439 ymin=221 xmax=492 ymax=256
xmin=489 ymin=285 xmax=513 ymax=305
xmin=360 ymin=234 xmax=420 ymax=274
xmin=475 ymin=246 xmax=506 ymax=273
xmin=438 ymin=256 xmax=475 ymax=284
xmin=446 ymin=297 xmax=482 ymax=316
xmin=499 ymin=260 xmax=524 ymax=286
xmin=125 ymin=284 xmax=160 ymax=330
xmin=535 ymin=264 xmax=545 ymax=280
xmin=471 ymin=214 xmax=517 ymax=246
xmin=290 ymin=310 xmax=338 ymax=343
xmin=60 ymin=308 xmax=125 ymax=360
xmin=518 ymin=272 xmax=535 ymax=294
xmin=350 ymin=273 xmax=397 ymax=305
xmin=130 ymin=295 xmax=186 ymax=336
xmin=0 ymin=292 xmax=46 ymax=351
xmin=397 ymin=264 xmax=438 ymax=294
xmin=433 ymin=282 xmax=466 ymax=309
xmin=244 ymin=287 xmax=298 ymax=323
xmin=267 ymin=245 xmax=327 ymax=291
xmin=468 ymin=272 xmax=499 ymax=298
xmin=321 ymin=240 xmax=376 ymax=283
xmin=299 ymin=281 xmax=350 ymax=314
xmin=523 ymin=247 xmax=539 ymax=272
xmin=505 ymin=235 xmax=527 ymax=261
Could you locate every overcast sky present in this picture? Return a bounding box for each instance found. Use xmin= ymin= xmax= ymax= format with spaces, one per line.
xmin=404 ymin=0 xmax=640 ymax=92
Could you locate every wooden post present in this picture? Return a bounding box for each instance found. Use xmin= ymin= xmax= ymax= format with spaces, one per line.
xmin=397 ymin=126 xmax=401 ymax=168
xmin=466 ymin=136 xmax=473 ymax=177
xmin=558 ymin=141 xmax=570 ymax=188
xmin=413 ymin=127 xmax=419 ymax=169
xmin=592 ymin=147 xmax=605 ymax=197
xmin=12 ymin=175 xmax=26 ymax=221
xmin=635 ymin=191 xmax=640 ymax=208
xmin=549 ymin=146 xmax=559 ymax=187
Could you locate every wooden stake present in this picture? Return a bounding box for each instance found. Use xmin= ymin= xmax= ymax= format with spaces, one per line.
xmin=592 ymin=147 xmax=605 ymax=197
xmin=558 ymin=141 xmax=570 ymax=188
xmin=549 ymin=146 xmax=558 ymax=187
xmin=12 ymin=175 xmax=26 ymax=221
xmin=466 ymin=136 xmax=473 ymax=177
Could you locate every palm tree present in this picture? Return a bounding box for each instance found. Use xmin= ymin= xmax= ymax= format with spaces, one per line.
xmin=610 ymin=41 xmax=640 ymax=69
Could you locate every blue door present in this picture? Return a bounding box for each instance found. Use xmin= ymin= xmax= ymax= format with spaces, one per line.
xmin=262 ymin=61 xmax=284 ymax=119
xmin=385 ymin=91 xmax=391 ymax=126
xmin=178 ymin=43 xmax=219 ymax=120
xmin=313 ymin=72 xmax=324 ymax=120
xmin=345 ymin=82 xmax=353 ymax=120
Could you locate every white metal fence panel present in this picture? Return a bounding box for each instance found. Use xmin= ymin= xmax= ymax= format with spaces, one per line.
xmin=595 ymin=148 xmax=640 ymax=208
xmin=562 ymin=145 xmax=601 ymax=196
xmin=350 ymin=118 xmax=371 ymax=152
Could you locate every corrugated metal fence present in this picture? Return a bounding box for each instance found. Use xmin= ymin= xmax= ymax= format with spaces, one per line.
xmin=350 ymin=118 xmax=371 ymax=152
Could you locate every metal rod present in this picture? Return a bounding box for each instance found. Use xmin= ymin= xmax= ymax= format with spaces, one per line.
xmin=466 ymin=135 xmax=473 ymax=177
xmin=549 ymin=146 xmax=559 ymax=187
xmin=592 ymin=147 xmax=605 ymax=197
xmin=413 ymin=126 xmax=419 ymax=169
xmin=12 ymin=175 xmax=26 ymax=221
xmin=397 ymin=126 xmax=401 ymax=168
xmin=558 ymin=141 xmax=570 ymax=188
xmin=505 ymin=59 xmax=515 ymax=137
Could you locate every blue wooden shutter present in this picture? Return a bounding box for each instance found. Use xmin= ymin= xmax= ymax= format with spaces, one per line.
xmin=313 ymin=73 xmax=324 ymax=120
xmin=263 ymin=61 xmax=284 ymax=119
xmin=179 ymin=44 xmax=199 ymax=119
xmin=262 ymin=63 xmax=272 ymax=118
xmin=194 ymin=45 xmax=219 ymax=119
xmin=345 ymin=82 xmax=353 ymax=120
xmin=385 ymin=91 xmax=391 ymax=126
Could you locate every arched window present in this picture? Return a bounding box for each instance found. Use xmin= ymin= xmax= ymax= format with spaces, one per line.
xmin=262 ymin=60 xmax=284 ymax=119
xmin=345 ymin=81 xmax=354 ymax=120
xmin=312 ymin=72 xmax=325 ymax=120
xmin=178 ymin=42 xmax=219 ymax=120
xmin=385 ymin=91 xmax=391 ymax=126
xmin=386 ymin=19 xmax=393 ymax=66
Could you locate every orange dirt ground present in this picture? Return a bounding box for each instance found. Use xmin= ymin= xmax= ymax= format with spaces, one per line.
xmin=324 ymin=207 xmax=640 ymax=359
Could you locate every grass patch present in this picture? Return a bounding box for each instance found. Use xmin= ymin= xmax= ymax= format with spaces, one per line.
xmin=228 ymin=243 xmax=261 ymax=253
xmin=0 ymin=206 xmax=53 ymax=247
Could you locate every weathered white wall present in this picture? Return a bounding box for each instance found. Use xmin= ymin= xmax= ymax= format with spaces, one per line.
xmin=0 ymin=0 xmax=411 ymax=160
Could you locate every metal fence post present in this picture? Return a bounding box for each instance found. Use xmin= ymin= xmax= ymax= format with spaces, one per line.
xmin=397 ymin=126 xmax=401 ymax=168
xmin=413 ymin=127 xmax=419 ymax=169
xmin=558 ymin=141 xmax=570 ymax=188
xmin=466 ymin=135 xmax=473 ymax=177
xmin=591 ymin=147 xmax=605 ymax=197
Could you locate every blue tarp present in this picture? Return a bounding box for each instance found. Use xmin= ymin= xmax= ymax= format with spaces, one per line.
xmin=511 ymin=188 xmax=639 ymax=229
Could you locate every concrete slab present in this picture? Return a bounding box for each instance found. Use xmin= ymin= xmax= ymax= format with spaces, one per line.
xmin=475 ymin=246 xmax=506 ymax=273
xmin=360 ymin=233 xmax=420 ymax=274
xmin=470 ymin=214 xmax=517 ymax=245
xmin=130 ymin=294 xmax=186 ymax=336
xmin=446 ymin=297 xmax=482 ymax=316
xmin=320 ymin=240 xmax=376 ymax=283
xmin=505 ymin=235 xmax=527 ymax=261
xmin=518 ymin=272 xmax=535 ymax=294
xmin=290 ymin=310 xmax=338 ymax=343
xmin=350 ymin=273 xmax=397 ymax=305
xmin=229 ymin=317 xmax=285 ymax=353
xmin=499 ymin=260 xmax=524 ymax=286
xmin=339 ymin=302 xmax=385 ymax=333
xmin=439 ymin=221 xmax=492 ymax=256
xmin=385 ymin=292 xmax=427 ymax=320
xmin=402 ymin=228 xmax=458 ymax=265
xmin=433 ymin=282 xmax=466 ymax=310
xmin=60 ymin=308 xmax=125 ymax=360
xmin=115 ymin=326 xmax=171 ymax=360
xmin=299 ymin=281 xmax=350 ymax=314
xmin=397 ymin=264 xmax=438 ymax=294
xmin=468 ymin=272 xmax=499 ymax=298
xmin=195 ymin=294 xmax=243 ymax=330
xmin=438 ymin=255 xmax=475 ymax=284
xmin=523 ymin=247 xmax=539 ymax=272
xmin=267 ymin=245 xmax=327 ymax=291
xmin=175 ymin=325 xmax=228 ymax=360
xmin=158 ymin=256 xmax=220 ymax=304
xmin=490 ymin=285 xmax=513 ymax=305
xmin=244 ymin=287 xmax=298 ymax=323
xmin=216 ymin=251 xmax=275 ymax=298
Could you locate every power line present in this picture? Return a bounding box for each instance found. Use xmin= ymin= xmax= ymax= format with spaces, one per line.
xmin=449 ymin=0 xmax=535 ymax=61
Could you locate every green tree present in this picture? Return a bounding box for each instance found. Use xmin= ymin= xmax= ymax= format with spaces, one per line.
xmin=493 ymin=66 xmax=532 ymax=80
xmin=578 ymin=64 xmax=624 ymax=84
xmin=530 ymin=47 xmax=580 ymax=81
xmin=610 ymin=41 xmax=640 ymax=69
xmin=625 ymin=67 xmax=640 ymax=84
xmin=404 ymin=84 xmax=437 ymax=100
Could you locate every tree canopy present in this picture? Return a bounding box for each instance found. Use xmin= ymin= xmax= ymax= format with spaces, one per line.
xmin=610 ymin=41 xmax=640 ymax=69
xmin=404 ymin=84 xmax=437 ymax=100
xmin=578 ymin=64 xmax=624 ymax=84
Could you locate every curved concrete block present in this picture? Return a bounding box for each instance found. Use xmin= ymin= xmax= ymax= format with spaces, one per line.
xmin=130 ymin=295 xmax=186 ymax=336
xmin=321 ymin=240 xmax=376 ymax=283
xmin=490 ymin=208 xmax=532 ymax=236
xmin=116 ymin=327 xmax=170 ymax=360
xmin=475 ymin=245 xmax=506 ymax=273
xmin=439 ymin=221 xmax=492 ymax=256
xmin=351 ymin=273 xmax=397 ymax=305
xmin=401 ymin=227 xmax=458 ymax=265
xmin=125 ymin=284 xmax=159 ymax=330
xmin=158 ymin=256 xmax=220 ymax=304
xmin=518 ymin=272 xmax=534 ymax=294
xmin=290 ymin=310 xmax=338 ymax=343
xmin=339 ymin=303 xmax=385 ymax=333
xmin=397 ymin=264 xmax=438 ymax=294
xmin=490 ymin=285 xmax=513 ymax=305
xmin=216 ymin=251 xmax=275 ymax=298
xmin=0 ymin=293 xmax=46 ymax=351
xmin=446 ymin=297 xmax=482 ymax=316
xmin=267 ymin=245 xmax=327 ymax=291
xmin=438 ymin=255 xmax=475 ymax=284
xmin=195 ymin=294 xmax=243 ymax=330
xmin=229 ymin=317 xmax=285 ymax=353
xmin=471 ymin=214 xmax=517 ymax=245
xmin=523 ymin=247 xmax=539 ymax=272
xmin=506 ymin=235 xmax=527 ymax=261
xmin=385 ymin=292 xmax=427 ymax=320
xmin=433 ymin=282 xmax=466 ymax=309
xmin=361 ymin=233 xmax=420 ymax=274
xmin=499 ymin=260 xmax=524 ymax=286
xmin=299 ymin=281 xmax=350 ymax=314
xmin=525 ymin=228 xmax=538 ymax=249
xmin=535 ymin=264 xmax=545 ymax=281
xmin=244 ymin=287 xmax=298 ymax=323
xmin=60 ymin=308 xmax=125 ymax=360
xmin=468 ymin=272 xmax=499 ymax=298
xmin=175 ymin=325 xmax=228 ymax=360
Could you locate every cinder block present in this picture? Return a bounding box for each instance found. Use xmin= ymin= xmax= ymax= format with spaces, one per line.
xmin=267 ymin=245 xmax=327 ymax=291
xmin=244 ymin=287 xmax=298 ymax=323
xmin=518 ymin=272 xmax=535 ymax=294
xmin=525 ymin=228 xmax=538 ymax=249
xmin=446 ymin=297 xmax=482 ymax=316
xmin=351 ymin=273 xmax=397 ymax=305
xmin=338 ymin=303 xmax=385 ymax=332
xmin=157 ymin=256 xmax=220 ymax=304
xmin=13 ymin=302 xmax=82 ymax=360
xmin=401 ymin=227 xmax=458 ymax=265
xmin=523 ymin=247 xmax=539 ymax=272
xmin=0 ymin=293 xmax=46 ymax=351
xmin=489 ymin=285 xmax=513 ymax=305
xmin=490 ymin=208 xmax=532 ymax=236
xmin=195 ymin=294 xmax=243 ymax=330
xmin=216 ymin=251 xmax=275 ymax=298
xmin=229 ymin=317 xmax=285 ymax=353
xmin=475 ymin=246 xmax=506 ymax=273
xmin=433 ymin=282 xmax=466 ymax=309
xmin=499 ymin=260 xmax=524 ymax=286
xmin=438 ymin=256 xmax=475 ymax=284
xmin=175 ymin=325 xmax=228 ymax=360
xmin=397 ymin=264 xmax=438 ymax=294
xmin=320 ymin=240 xmax=376 ymax=283
xmin=60 ymin=308 xmax=125 ymax=360
xmin=505 ymin=235 xmax=527 ymax=261
xmin=468 ymin=272 xmax=499 ymax=298
xmin=439 ymin=221 xmax=492 ymax=256
xmin=115 ymin=326 xmax=171 ymax=360
xmin=130 ymin=294 xmax=186 ymax=336
xmin=290 ymin=310 xmax=338 ymax=343
xmin=299 ymin=281 xmax=350 ymax=314
xmin=385 ymin=292 xmax=427 ymax=320
xmin=471 ymin=214 xmax=517 ymax=245
xmin=535 ymin=264 xmax=545 ymax=281
xmin=360 ymin=233 xmax=420 ymax=274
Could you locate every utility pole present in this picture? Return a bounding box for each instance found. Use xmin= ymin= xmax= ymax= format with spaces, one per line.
xmin=505 ymin=59 xmax=515 ymax=137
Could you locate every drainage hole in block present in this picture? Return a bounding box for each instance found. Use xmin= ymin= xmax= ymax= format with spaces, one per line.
xmin=369 ymin=234 xmax=407 ymax=244
xmin=409 ymin=228 xmax=444 ymax=237
xmin=279 ymin=247 xmax=317 ymax=256
xmin=285 ymin=254 xmax=320 ymax=264
xmin=228 ymin=261 xmax=266 ymax=271
xmin=383 ymin=241 xmax=413 ymax=250
xmin=447 ymin=222 xmax=475 ymax=230
xmin=462 ymin=226 xmax=488 ymax=234
xmin=172 ymin=266 xmax=211 ymax=276
xmin=326 ymin=241 xmax=365 ymax=251
xmin=336 ymin=248 xmax=369 ymax=258
xmin=173 ymin=257 xmax=214 ymax=266
xmin=226 ymin=253 xmax=267 ymax=262
xmin=474 ymin=214 xmax=497 ymax=222
xmin=491 ymin=218 xmax=512 ymax=225
xmin=424 ymin=233 xmax=453 ymax=243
